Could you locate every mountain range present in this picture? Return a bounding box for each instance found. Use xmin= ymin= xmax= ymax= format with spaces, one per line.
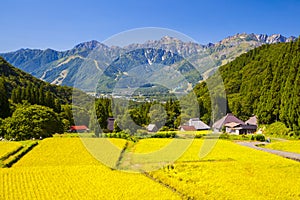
xmin=0 ymin=33 xmax=296 ymax=93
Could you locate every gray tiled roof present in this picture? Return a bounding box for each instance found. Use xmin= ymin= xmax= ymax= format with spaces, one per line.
xmin=188 ymin=119 xmax=210 ymax=130
xmin=213 ymin=113 xmax=245 ymax=130
xmin=245 ymin=116 xmax=257 ymax=126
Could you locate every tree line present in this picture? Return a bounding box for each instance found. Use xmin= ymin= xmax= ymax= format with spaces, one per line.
xmin=91 ymin=98 xmax=182 ymax=135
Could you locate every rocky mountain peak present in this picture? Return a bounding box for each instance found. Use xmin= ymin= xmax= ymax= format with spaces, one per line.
xmin=74 ymin=40 xmax=106 ymax=50
xmin=266 ymin=34 xmax=286 ymax=43
xmin=160 ymin=36 xmax=182 ymax=43
xmin=218 ymin=33 xmax=296 ymax=45
xmin=286 ymin=36 xmax=297 ymax=42
xmin=255 ymin=34 xmax=268 ymax=43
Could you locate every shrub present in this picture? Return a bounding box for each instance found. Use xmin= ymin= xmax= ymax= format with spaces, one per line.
xmin=3 ymin=105 xmax=63 ymax=140
xmin=104 ymin=131 xmax=138 ymax=142
xmin=159 ymin=126 xmax=169 ymax=131
xmin=254 ymin=134 xmax=265 ymax=142
xmin=264 ymin=122 xmax=290 ymax=136
xmin=195 ymin=134 xmax=204 ymax=139
xmin=151 ymin=132 xmax=176 ymax=138
xmin=102 ymin=129 xmax=111 ymax=133
xmin=137 ymin=129 xmax=148 ymax=136
xmin=288 ymin=131 xmax=300 ymax=139
xmin=219 ymin=133 xmax=230 ymax=139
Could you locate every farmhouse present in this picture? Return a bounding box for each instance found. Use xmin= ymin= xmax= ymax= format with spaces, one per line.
xmin=188 ymin=118 xmax=210 ymax=130
xmin=224 ymin=122 xmax=257 ymax=135
xmin=213 ymin=113 xmax=257 ymax=134
xmin=179 ymin=118 xmax=210 ymax=131
xmin=147 ymin=124 xmax=158 ymax=132
xmin=69 ymin=125 xmax=89 ymax=133
xmin=179 ymin=125 xmax=197 ymax=131
xmin=107 ymin=117 xmax=115 ymax=131
xmin=245 ymin=115 xmax=258 ymax=126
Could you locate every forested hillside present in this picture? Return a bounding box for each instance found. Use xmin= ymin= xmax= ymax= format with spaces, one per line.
xmin=194 ymin=37 xmax=300 ymax=132
xmin=0 ymin=57 xmax=73 ymax=105
xmin=0 ymin=57 xmax=91 ymax=140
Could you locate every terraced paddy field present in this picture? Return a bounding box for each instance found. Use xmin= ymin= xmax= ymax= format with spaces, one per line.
xmin=264 ymin=140 xmax=300 ymax=154
xmin=147 ymin=139 xmax=300 ymax=199
xmin=0 ymin=142 xmax=22 ymax=160
xmin=0 ymin=137 xmax=300 ymax=199
xmin=0 ymin=138 xmax=180 ymax=200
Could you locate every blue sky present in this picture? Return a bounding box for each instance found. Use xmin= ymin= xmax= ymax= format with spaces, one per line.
xmin=0 ymin=0 xmax=299 ymax=52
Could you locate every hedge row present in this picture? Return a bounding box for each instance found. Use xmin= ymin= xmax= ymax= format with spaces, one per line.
xmin=0 ymin=145 xmax=23 ymax=161
xmin=3 ymin=141 xmax=38 ymax=168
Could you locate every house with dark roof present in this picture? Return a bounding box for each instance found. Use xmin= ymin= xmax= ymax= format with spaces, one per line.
xmin=243 ymin=115 xmax=258 ymax=133
xmin=107 ymin=117 xmax=115 ymax=131
xmin=179 ymin=118 xmax=210 ymax=131
xmin=245 ymin=115 xmax=258 ymax=126
xmin=224 ymin=122 xmax=257 ymax=135
xmin=188 ymin=118 xmax=210 ymax=130
xmin=147 ymin=124 xmax=158 ymax=132
xmin=213 ymin=113 xmax=244 ymax=132
xmin=213 ymin=113 xmax=257 ymax=134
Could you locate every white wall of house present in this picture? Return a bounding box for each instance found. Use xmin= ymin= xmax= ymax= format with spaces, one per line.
xmin=225 ymin=127 xmax=239 ymax=135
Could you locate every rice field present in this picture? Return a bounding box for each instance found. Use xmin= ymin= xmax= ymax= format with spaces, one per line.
xmin=0 ymin=138 xmax=180 ymax=200
xmin=0 ymin=142 xmax=22 ymax=160
xmin=264 ymin=140 xmax=300 ymax=154
xmin=1 ymin=137 xmax=300 ymax=199
xmin=133 ymin=139 xmax=300 ymax=199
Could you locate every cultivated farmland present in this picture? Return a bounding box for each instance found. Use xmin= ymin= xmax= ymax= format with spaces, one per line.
xmin=0 ymin=138 xmax=180 ymax=200
xmin=264 ymin=140 xmax=300 ymax=154
xmin=0 ymin=142 xmax=22 ymax=160
xmin=0 ymin=137 xmax=300 ymax=199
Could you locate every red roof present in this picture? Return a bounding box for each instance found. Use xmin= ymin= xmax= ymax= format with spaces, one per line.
xmin=70 ymin=125 xmax=89 ymax=131
xmin=180 ymin=125 xmax=197 ymax=131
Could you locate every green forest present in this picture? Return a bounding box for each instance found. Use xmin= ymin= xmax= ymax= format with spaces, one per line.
xmin=194 ymin=37 xmax=300 ymax=135
xmin=0 ymin=57 xmax=90 ymax=140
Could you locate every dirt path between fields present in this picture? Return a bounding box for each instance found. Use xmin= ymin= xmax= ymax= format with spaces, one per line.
xmin=237 ymin=141 xmax=300 ymax=162
xmin=114 ymin=141 xmax=187 ymax=198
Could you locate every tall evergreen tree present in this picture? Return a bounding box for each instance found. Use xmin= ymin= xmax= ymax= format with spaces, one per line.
xmin=38 ymin=85 xmax=45 ymax=105
xmin=20 ymin=87 xmax=26 ymax=102
xmin=45 ymin=91 xmax=54 ymax=108
xmin=0 ymin=78 xmax=10 ymax=118
xmin=257 ymin=62 xmax=274 ymax=124
xmin=54 ymin=99 xmax=62 ymax=113
xmin=11 ymin=88 xmax=18 ymax=104
xmin=95 ymin=100 xmax=108 ymax=129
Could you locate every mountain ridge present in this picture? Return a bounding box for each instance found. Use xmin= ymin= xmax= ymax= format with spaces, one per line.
xmin=0 ymin=33 xmax=296 ymax=92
